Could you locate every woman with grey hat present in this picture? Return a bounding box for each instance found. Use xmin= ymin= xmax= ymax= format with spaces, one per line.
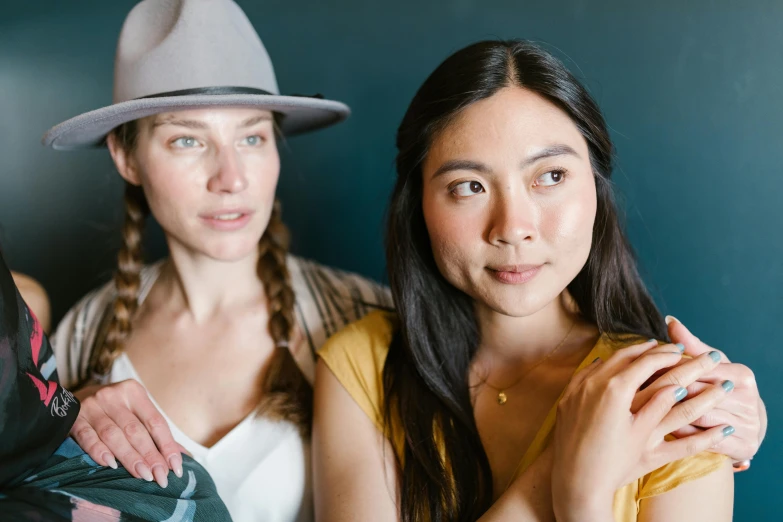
xmin=46 ymin=0 xmax=390 ymax=521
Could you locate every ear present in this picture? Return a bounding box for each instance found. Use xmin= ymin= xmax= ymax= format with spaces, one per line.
xmin=107 ymin=132 xmax=142 ymax=186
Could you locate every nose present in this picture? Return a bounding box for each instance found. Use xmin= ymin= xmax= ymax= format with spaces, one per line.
xmin=207 ymin=145 xmax=248 ymax=194
xmin=487 ymin=191 xmax=537 ymax=246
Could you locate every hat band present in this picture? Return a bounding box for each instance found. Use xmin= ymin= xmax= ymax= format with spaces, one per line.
xmin=138 ymin=86 xmax=275 ymax=99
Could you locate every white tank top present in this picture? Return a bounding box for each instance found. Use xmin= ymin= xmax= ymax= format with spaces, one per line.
xmin=111 ymin=352 xmax=312 ymax=522
xmin=52 ymin=255 xmax=392 ymax=521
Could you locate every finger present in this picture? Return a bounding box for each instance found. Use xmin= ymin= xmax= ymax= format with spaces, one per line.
xmin=666 ymin=315 xmax=731 ymax=362
xmin=657 ymin=380 xmax=735 ymax=436
xmin=634 ymin=384 xmax=689 ymax=433
xmin=654 ymin=424 xmax=735 ymax=468
xmin=602 ymin=338 xmax=661 ymax=370
xmin=706 ymin=436 xmax=755 ymax=463
xmin=86 ymin=405 xmax=151 ymax=481
xmin=631 ymin=351 xmax=721 ymax=412
xmin=693 ymin=363 xmax=757 ymax=391
xmin=612 ymin=351 xmax=685 ymax=398
xmin=127 ymin=386 xmax=184 ymax=478
xmin=689 ymin=408 xmax=737 ymax=429
xmin=103 ymin=401 xmax=171 ymax=488
xmin=669 ymin=424 xmax=704 ymax=438
xmin=568 ymin=357 xmax=603 ymax=389
xmin=177 ymin=443 xmax=192 ymax=458
xmin=70 ymin=417 xmax=118 ymax=469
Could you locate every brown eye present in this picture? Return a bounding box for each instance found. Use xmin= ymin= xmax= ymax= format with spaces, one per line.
xmin=453 ymin=181 xmax=486 ymax=197
xmin=537 ymin=170 xmax=566 ymax=187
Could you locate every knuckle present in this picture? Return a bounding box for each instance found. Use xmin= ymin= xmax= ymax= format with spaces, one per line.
xmin=737 ymin=366 xmax=756 ymax=388
xmin=97 ymin=423 xmax=123 ymax=442
xmin=118 ymin=449 xmax=141 ymax=465
xmin=147 ymin=414 xmax=169 ymax=432
xmin=678 ymin=401 xmax=699 ymax=422
xmin=685 ymin=437 xmax=704 ymax=456
xmin=694 ymin=413 xmax=715 ymax=427
xmin=94 ymin=387 xmax=116 ymax=403
xmin=72 ymin=424 xmax=96 ymax=442
xmin=605 ymin=375 xmax=626 ymax=395
xmin=661 ymin=371 xmax=685 ymax=388
xmin=123 ymin=420 xmax=146 ymax=439
xmin=123 ymin=379 xmax=145 ymax=396
xmin=698 ymin=355 xmax=715 ymax=371
xmin=142 ymin=448 xmax=165 ymax=464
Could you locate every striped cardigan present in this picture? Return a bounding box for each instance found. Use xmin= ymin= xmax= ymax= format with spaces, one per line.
xmin=51 ymin=255 xmax=392 ymax=388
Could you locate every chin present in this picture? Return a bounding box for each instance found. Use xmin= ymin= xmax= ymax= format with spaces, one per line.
xmin=473 ymin=280 xmax=563 ymax=318
xmin=194 ymin=236 xmax=262 ymax=263
xmin=484 ymin=295 xmax=550 ymax=318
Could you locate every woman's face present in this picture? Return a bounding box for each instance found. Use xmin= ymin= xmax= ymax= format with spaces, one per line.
xmin=111 ymin=107 xmax=279 ymax=261
xmin=421 ymin=86 xmax=597 ymax=318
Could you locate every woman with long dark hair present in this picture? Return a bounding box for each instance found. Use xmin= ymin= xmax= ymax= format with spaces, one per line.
xmin=314 ymin=40 xmax=763 ymax=521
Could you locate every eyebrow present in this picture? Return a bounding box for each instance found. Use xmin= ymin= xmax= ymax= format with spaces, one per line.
xmin=431 ymin=144 xmax=581 ymax=178
xmin=151 ymin=117 xmax=208 ymax=130
xmin=239 ymin=114 xmax=273 ymax=128
xmin=151 ymin=113 xmax=273 ymax=130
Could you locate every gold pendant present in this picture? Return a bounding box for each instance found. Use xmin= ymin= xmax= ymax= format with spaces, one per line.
xmin=497 ymin=392 xmax=507 ymax=405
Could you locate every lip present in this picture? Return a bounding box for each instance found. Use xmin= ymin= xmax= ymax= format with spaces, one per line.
xmin=199 ymin=208 xmax=255 ymax=231
xmin=486 ymin=264 xmax=543 ymax=284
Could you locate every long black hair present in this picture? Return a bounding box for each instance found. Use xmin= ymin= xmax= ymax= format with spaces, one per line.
xmin=383 ymin=39 xmax=667 ymax=521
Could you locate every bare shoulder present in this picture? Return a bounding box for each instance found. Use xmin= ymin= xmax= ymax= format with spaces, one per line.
xmin=638 ymin=459 xmax=733 ymax=522
xmin=11 ymin=271 xmax=51 ymax=332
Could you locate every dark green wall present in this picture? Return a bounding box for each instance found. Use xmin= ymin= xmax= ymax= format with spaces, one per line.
xmin=1 ymin=1 xmax=780 ymax=518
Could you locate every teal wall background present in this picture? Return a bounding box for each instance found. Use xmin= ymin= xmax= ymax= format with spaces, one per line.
xmin=1 ymin=1 xmax=780 ymax=518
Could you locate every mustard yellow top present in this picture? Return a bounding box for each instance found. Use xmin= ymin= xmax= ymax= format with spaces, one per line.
xmin=319 ymin=310 xmax=728 ymax=521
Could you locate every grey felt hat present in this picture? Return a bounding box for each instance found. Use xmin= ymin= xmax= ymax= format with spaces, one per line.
xmin=43 ymin=0 xmax=350 ymax=150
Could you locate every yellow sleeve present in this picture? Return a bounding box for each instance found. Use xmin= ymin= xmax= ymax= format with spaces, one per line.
xmin=638 ymin=452 xmax=728 ymax=500
xmin=317 ymin=310 xmax=396 ymax=433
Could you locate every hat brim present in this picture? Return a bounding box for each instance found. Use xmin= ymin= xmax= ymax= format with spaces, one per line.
xmin=43 ymin=94 xmax=350 ymax=150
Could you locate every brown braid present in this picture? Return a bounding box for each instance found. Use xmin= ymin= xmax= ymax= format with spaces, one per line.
xmin=86 ymin=120 xmax=147 ymax=383
xmin=88 ymin=181 xmax=149 ymax=379
xmin=255 ymin=201 xmax=313 ymax=436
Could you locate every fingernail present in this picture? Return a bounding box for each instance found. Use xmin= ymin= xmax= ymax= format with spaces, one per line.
xmin=674 ymin=387 xmax=688 ymax=402
xmin=592 ymin=357 xmax=601 ymax=363
xmin=675 ymin=343 xmax=685 ymax=353
xmin=647 ymin=338 xmax=657 ymax=344
xmin=103 ymin=453 xmax=118 ymax=469
xmin=721 ymin=380 xmax=735 ymax=393
xmin=665 ymin=315 xmax=678 ymax=325
xmin=152 ymin=465 xmax=169 ymax=489
xmin=709 ymin=351 xmax=721 ymax=363
xmin=135 ymin=463 xmax=154 ymax=482
xmin=722 ymin=425 xmax=735 ymax=437
xmin=168 ymin=454 xmax=183 ymax=478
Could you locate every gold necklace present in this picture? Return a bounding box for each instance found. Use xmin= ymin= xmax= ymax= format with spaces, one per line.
xmin=483 ymin=320 xmax=577 ymax=405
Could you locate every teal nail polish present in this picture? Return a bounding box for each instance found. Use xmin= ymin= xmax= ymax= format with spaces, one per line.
xmin=721 ymin=380 xmax=734 ymax=393
xmin=709 ymin=351 xmax=721 ymax=363
xmin=674 ymin=387 xmax=688 ymax=402
xmin=592 ymin=357 xmax=601 ymax=363
xmin=675 ymin=343 xmax=685 ymax=353
xmin=647 ymin=338 xmax=657 ymax=343
xmin=722 ymin=426 xmax=735 ymax=437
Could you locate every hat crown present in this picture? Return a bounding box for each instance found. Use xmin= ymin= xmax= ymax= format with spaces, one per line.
xmin=113 ymin=0 xmax=279 ymax=103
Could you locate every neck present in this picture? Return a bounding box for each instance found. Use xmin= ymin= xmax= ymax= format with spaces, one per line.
xmin=158 ymin=242 xmax=266 ymax=323
xmin=475 ymin=293 xmax=579 ymax=366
